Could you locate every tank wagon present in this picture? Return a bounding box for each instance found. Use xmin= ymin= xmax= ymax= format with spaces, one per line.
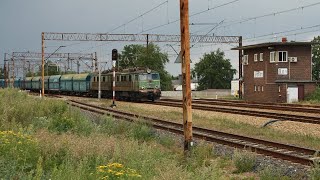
xmin=0 ymin=68 xmax=161 ymax=101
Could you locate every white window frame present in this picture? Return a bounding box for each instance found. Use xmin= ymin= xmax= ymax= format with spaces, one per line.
xmin=254 ymin=54 xmax=258 ymax=62
xmin=278 ymin=68 xmax=288 ymax=75
xmin=278 ymin=51 xmax=288 ymax=62
xmin=254 ymin=85 xmax=257 ymax=92
xmin=260 ymin=53 xmax=263 ymax=61
xmin=254 ymin=71 xmax=264 ymax=78
xmin=243 ymin=55 xmax=248 ymax=65
xmin=270 ymin=51 xmax=276 ymax=63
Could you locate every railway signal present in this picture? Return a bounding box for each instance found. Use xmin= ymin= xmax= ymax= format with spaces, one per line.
xmin=111 ymin=49 xmax=118 ymax=108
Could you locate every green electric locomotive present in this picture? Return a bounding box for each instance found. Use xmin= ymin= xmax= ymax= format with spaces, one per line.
xmin=90 ymin=68 xmax=161 ymax=101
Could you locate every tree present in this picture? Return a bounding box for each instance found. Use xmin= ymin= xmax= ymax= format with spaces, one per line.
xmin=312 ymin=36 xmax=320 ymax=81
xmin=119 ymin=43 xmax=173 ymax=90
xmin=192 ymin=49 xmax=236 ymax=90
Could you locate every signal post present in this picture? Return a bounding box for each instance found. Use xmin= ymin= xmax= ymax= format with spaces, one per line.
xmin=110 ymin=49 xmax=118 ymax=108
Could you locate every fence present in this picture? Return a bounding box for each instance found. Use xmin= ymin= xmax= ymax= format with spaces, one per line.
xmin=161 ymin=89 xmax=231 ymax=99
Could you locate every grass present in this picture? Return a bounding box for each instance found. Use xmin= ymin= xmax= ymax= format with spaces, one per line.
xmin=0 ymin=89 xmax=238 ymax=179
xmin=232 ymin=149 xmax=256 ymax=173
xmin=1 ymin=89 xmax=316 ymax=179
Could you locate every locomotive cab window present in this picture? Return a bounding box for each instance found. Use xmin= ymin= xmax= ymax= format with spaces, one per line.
xmin=139 ymin=73 xmax=160 ymax=80
xmin=152 ymin=73 xmax=159 ymax=80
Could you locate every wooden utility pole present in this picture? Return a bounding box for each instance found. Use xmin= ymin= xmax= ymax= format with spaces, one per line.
xmin=41 ymin=32 xmax=45 ymax=97
xmin=180 ymin=0 xmax=193 ymax=151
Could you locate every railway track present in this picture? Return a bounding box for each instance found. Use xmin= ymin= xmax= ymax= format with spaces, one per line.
xmin=67 ymin=99 xmax=319 ymax=166
xmin=147 ymin=100 xmax=320 ymax=125
xmin=160 ymin=98 xmax=320 ymax=114
xmin=197 ymin=98 xmax=320 ymax=109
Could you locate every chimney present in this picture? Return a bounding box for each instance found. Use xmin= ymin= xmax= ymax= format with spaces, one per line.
xmin=282 ymin=37 xmax=287 ymax=43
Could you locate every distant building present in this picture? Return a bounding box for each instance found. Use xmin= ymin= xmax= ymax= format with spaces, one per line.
xmin=172 ymin=74 xmax=198 ymax=91
xmin=232 ymin=39 xmax=317 ymax=103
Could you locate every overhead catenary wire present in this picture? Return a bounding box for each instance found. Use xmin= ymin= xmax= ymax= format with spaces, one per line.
xmin=244 ymin=24 xmax=320 ymax=41
xmin=108 ymin=0 xmax=168 ymax=33
xmin=216 ymin=2 xmax=320 ymax=31
xmin=140 ymin=0 xmax=240 ymax=33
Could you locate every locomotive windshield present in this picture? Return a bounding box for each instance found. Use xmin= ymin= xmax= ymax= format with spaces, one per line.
xmin=139 ymin=73 xmax=160 ymax=80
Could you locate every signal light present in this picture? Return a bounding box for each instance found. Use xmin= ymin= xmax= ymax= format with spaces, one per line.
xmin=112 ymin=49 xmax=118 ymax=60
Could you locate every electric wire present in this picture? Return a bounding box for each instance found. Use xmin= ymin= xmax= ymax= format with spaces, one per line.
xmin=108 ymin=0 xmax=168 ymax=33
xmin=216 ymin=2 xmax=320 ymax=31
xmin=244 ymin=24 xmax=320 ymax=41
xmin=140 ymin=0 xmax=240 ymax=33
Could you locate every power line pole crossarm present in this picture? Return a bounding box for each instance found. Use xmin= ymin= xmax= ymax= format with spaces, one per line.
xmin=180 ymin=0 xmax=193 ymax=152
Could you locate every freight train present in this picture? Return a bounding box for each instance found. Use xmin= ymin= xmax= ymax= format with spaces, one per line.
xmin=0 ymin=68 xmax=161 ymax=101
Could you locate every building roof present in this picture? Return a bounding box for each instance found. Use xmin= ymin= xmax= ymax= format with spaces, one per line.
xmin=231 ymin=42 xmax=314 ymax=50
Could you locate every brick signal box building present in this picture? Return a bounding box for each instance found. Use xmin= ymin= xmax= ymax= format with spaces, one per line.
xmin=232 ymin=41 xmax=317 ymax=103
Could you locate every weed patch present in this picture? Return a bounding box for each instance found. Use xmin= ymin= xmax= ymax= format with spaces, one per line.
xmin=233 ymin=149 xmax=256 ymax=173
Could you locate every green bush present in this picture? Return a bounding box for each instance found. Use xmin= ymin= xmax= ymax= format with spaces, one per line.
xmin=306 ymin=87 xmax=320 ymax=102
xmin=310 ymin=160 xmax=320 ymax=180
xmin=49 ymin=115 xmax=75 ymax=133
xmin=130 ymin=122 xmax=155 ymax=141
xmin=259 ymin=166 xmax=291 ymax=180
xmin=233 ymin=149 xmax=256 ymax=173
xmin=0 ymin=130 xmax=40 ymax=178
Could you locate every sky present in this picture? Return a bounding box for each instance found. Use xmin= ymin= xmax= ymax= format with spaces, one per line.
xmin=1 ymin=0 xmax=319 ymax=77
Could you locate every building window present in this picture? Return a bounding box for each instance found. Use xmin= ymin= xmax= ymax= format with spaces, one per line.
xmin=254 ymin=85 xmax=257 ymax=92
xmin=243 ymin=55 xmax=248 ymax=65
xmin=129 ymin=75 xmax=132 ymax=81
xmin=278 ymin=51 xmax=288 ymax=62
xmin=278 ymin=85 xmax=281 ymax=93
xmin=254 ymin=71 xmax=264 ymax=78
xmin=258 ymin=86 xmax=260 ymax=92
xmin=254 ymin=54 xmax=258 ymax=62
xmin=260 ymin=53 xmax=263 ymax=61
xmin=261 ymin=86 xmax=264 ymax=92
xmin=103 ymin=76 xmax=106 ymax=82
xmin=270 ymin=52 xmax=275 ymax=63
xmin=117 ymin=76 xmax=120 ymax=82
xmin=97 ymin=77 xmax=99 ymax=82
xmin=94 ymin=77 xmax=96 ymax=82
xmin=278 ymin=68 xmax=288 ymax=75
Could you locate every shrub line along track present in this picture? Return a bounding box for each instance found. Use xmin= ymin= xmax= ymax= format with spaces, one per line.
xmin=67 ymin=99 xmax=319 ymax=166
xmin=147 ymin=100 xmax=320 ymax=125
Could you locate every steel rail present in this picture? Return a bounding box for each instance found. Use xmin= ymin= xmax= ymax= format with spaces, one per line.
xmin=67 ymin=99 xmax=319 ymax=166
xmin=149 ymin=101 xmax=320 ymax=124
xmin=161 ymin=98 xmax=320 ymax=114
xmin=196 ymin=98 xmax=320 ymax=109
